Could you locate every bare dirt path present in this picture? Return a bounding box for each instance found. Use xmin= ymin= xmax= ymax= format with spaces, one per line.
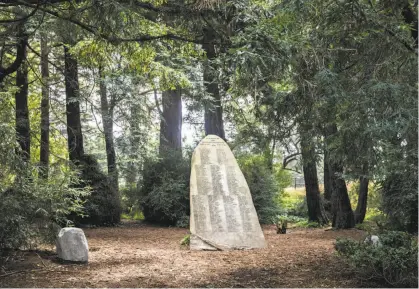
xmin=1 ymin=222 xmax=367 ymax=288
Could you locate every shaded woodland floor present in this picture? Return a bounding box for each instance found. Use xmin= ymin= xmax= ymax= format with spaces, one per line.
xmin=1 ymin=221 xmax=371 ymax=288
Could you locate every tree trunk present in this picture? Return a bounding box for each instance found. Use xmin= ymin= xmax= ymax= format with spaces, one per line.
xmin=15 ymin=41 xmax=30 ymax=162
xmin=323 ymin=149 xmax=332 ymax=201
xmin=354 ymin=174 xmax=369 ymax=224
xmin=99 ymin=66 xmax=118 ymax=191
xmin=159 ymin=88 xmax=182 ymax=154
xmin=64 ymin=45 xmax=84 ymax=163
xmin=39 ymin=33 xmax=50 ymax=178
xmin=324 ymin=123 xmax=355 ymax=229
xmin=203 ymin=28 xmax=225 ymax=139
xmin=330 ymin=161 xmax=355 ymax=229
xmin=126 ymin=100 xmax=141 ymax=186
xmin=0 ymin=24 xmax=27 ymax=86
xmin=300 ymin=132 xmax=329 ymax=224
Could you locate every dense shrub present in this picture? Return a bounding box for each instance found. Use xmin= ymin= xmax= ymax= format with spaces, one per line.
xmin=0 ymin=172 xmax=88 ymax=249
xmin=120 ymin=187 xmax=144 ymax=220
xmin=71 ymin=155 xmax=121 ymax=226
xmin=0 ymin=122 xmax=89 ymax=249
xmin=276 ymin=189 xmax=308 ymax=219
xmin=238 ymin=154 xmax=290 ymax=223
xmin=138 ymin=150 xmax=190 ymax=227
xmin=335 ymin=231 xmax=418 ymax=287
xmin=380 ymin=172 xmax=418 ymax=233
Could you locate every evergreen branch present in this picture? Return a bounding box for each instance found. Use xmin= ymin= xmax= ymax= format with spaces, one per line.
xmin=0 ymin=1 xmax=39 ymax=23
xmin=17 ymin=1 xmax=201 ymax=44
xmin=26 ymin=42 xmax=63 ymax=73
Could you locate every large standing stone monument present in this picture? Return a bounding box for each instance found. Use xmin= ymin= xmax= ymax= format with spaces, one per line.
xmin=190 ymin=135 xmax=266 ymax=250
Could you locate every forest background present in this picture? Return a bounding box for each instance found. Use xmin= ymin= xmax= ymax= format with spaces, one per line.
xmin=0 ymin=0 xmax=417 ymax=287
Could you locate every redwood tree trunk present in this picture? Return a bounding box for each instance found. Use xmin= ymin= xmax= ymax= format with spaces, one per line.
xmin=300 ymin=132 xmax=329 ymax=224
xmin=0 ymin=24 xmax=27 ymax=86
xmin=324 ymin=123 xmax=355 ymax=229
xmin=203 ymin=28 xmax=225 ymax=139
xmin=39 ymin=33 xmax=50 ymax=178
xmin=159 ymin=88 xmax=182 ymax=154
xmin=330 ymin=162 xmax=355 ymax=229
xmin=323 ymin=149 xmax=332 ymax=201
xmin=64 ymin=46 xmax=84 ymax=163
xmin=354 ymin=163 xmax=369 ymax=224
xmin=15 ymin=41 xmax=30 ymax=162
xmin=99 ymin=67 xmax=118 ymax=190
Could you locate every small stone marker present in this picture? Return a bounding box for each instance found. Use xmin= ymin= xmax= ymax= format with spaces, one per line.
xmin=364 ymin=235 xmax=382 ymax=246
xmin=56 ymin=227 xmax=89 ymax=262
xmin=190 ymin=135 xmax=266 ymax=250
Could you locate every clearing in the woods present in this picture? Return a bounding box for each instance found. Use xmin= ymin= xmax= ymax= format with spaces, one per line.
xmin=1 ymin=221 xmax=368 ymax=288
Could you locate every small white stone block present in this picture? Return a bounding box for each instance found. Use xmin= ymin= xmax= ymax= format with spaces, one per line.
xmin=364 ymin=235 xmax=382 ymax=247
xmin=56 ymin=227 xmax=89 ymax=262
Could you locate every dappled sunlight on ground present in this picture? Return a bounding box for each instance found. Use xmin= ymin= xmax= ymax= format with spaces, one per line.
xmin=0 ymin=221 xmax=368 ymax=288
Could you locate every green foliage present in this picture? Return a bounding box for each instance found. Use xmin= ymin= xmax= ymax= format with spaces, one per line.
xmin=120 ymin=187 xmax=143 ymax=218
xmin=121 ymin=210 xmax=144 ymax=221
xmin=237 ymin=154 xmax=286 ymax=224
xmin=274 ymin=166 xmax=293 ymax=196
xmin=355 ymin=222 xmax=375 ymax=232
xmin=0 ymin=172 xmax=88 ymax=250
xmin=335 ymin=231 xmax=418 ymax=288
xmin=138 ymin=150 xmax=190 ymax=227
xmin=0 ymin=120 xmax=88 ymax=249
xmin=180 ymin=234 xmax=190 ymax=246
xmin=273 ymin=214 xmax=319 ymax=228
xmin=380 ymin=173 xmax=418 ymax=233
xmin=274 ymin=214 xmax=306 ymax=224
xmin=294 ymin=220 xmax=322 ymax=228
xmin=276 ymin=189 xmax=308 ymax=219
xmin=72 ymin=155 xmax=121 ymax=226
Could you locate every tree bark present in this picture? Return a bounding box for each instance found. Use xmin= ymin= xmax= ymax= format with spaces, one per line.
xmin=39 ymin=33 xmax=50 ymax=178
xmin=99 ymin=66 xmax=118 ymax=191
xmin=354 ymin=174 xmax=369 ymax=224
xmin=64 ymin=45 xmax=84 ymax=163
xmin=323 ymin=149 xmax=333 ymax=202
xmin=159 ymin=88 xmax=182 ymax=154
xmin=203 ymin=28 xmax=225 ymax=139
xmin=15 ymin=40 xmax=30 ymax=162
xmin=126 ymin=99 xmax=141 ymax=186
xmin=330 ymin=161 xmax=355 ymax=229
xmin=300 ymin=132 xmax=329 ymax=224
xmin=0 ymin=23 xmax=27 ymax=86
xmin=324 ymin=123 xmax=355 ymax=229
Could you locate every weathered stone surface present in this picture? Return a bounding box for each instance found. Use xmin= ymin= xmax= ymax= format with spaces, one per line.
xmin=364 ymin=235 xmax=382 ymax=246
xmin=190 ymin=135 xmax=266 ymax=250
xmin=56 ymin=227 xmax=89 ymax=262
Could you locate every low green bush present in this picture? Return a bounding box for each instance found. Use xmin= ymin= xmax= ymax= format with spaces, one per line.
xmin=138 ymin=150 xmax=190 ymax=227
xmin=380 ymin=172 xmax=418 ymax=233
xmin=180 ymin=234 xmax=190 ymax=246
xmin=0 ymin=122 xmax=88 ymax=249
xmin=335 ymin=231 xmax=418 ymax=287
xmin=276 ymin=190 xmax=308 ymax=219
xmin=71 ymin=155 xmax=121 ymax=226
xmin=0 ymin=172 xmax=88 ymax=249
xmin=238 ymin=154 xmax=290 ymax=223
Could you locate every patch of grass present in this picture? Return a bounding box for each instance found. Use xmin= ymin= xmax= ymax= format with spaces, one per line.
xmin=121 ymin=210 xmax=144 ymax=220
xmin=355 ymin=221 xmax=376 ymax=232
xmin=294 ymin=220 xmax=322 ymax=228
xmin=278 ymin=188 xmax=305 ymax=211
xmin=284 ymin=187 xmax=306 ymax=196
xmin=180 ymin=234 xmax=190 ymax=246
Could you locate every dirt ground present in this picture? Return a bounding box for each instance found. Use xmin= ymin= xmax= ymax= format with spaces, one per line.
xmin=1 ymin=221 xmax=369 ymax=288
